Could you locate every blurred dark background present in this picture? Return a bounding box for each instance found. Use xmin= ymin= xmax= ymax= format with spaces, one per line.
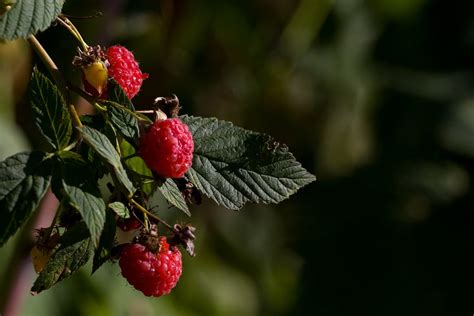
xmin=1 ymin=0 xmax=474 ymax=315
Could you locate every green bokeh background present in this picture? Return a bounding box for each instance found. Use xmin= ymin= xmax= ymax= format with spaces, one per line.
xmin=2 ymin=0 xmax=474 ymax=315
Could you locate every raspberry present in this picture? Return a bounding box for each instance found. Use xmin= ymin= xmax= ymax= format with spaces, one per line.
xmin=119 ymin=238 xmax=182 ymax=297
xmin=117 ymin=217 xmax=142 ymax=231
xmin=139 ymin=118 xmax=194 ymax=178
xmin=106 ymin=45 xmax=148 ymax=99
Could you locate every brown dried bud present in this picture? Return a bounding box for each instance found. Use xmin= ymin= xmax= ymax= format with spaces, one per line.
xmin=154 ymin=95 xmax=181 ymax=118
xmin=169 ymin=224 xmax=196 ymax=257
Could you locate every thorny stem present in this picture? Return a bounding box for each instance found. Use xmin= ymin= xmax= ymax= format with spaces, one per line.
xmin=62 ymin=12 xmax=103 ymax=20
xmin=129 ymin=198 xmax=173 ymax=231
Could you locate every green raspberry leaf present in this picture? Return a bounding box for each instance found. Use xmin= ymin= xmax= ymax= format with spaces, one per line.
xmin=53 ymin=154 xmax=104 ymax=246
xmin=78 ymin=126 xmax=135 ymax=195
xmin=31 ymin=222 xmax=92 ymax=294
xmin=104 ymin=101 xmax=139 ymax=145
xmin=0 ymin=151 xmax=51 ymax=245
xmin=92 ymin=210 xmax=116 ymax=273
xmin=108 ymin=80 xmax=134 ymax=110
xmin=181 ymin=115 xmax=316 ymax=210
xmin=157 ymin=179 xmax=190 ymax=216
xmin=121 ymin=140 xmax=154 ymax=195
xmin=52 ymin=153 xmax=106 ymax=248
xmin=108 ymin=201 xmax=130 ymax=218
xmin=0 ymin=0 xmax=65 ymax=40
xmin=80 ymin=114 xmax=104 ymax=131
xmin=29 ymin=68 xmax=72 ymax=151
xmin=100 ymin=81 xmax=144 ymax=145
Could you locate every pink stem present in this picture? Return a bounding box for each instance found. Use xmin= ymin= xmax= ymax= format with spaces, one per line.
xmin=0 ymin=189 xmax=59 ymax=316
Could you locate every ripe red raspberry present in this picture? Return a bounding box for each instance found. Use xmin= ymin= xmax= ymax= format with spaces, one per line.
xmin=139 ymin=118 xmax=194 ymax=178
xmin=107 ymin=45 xmax=148 ymax=99
xmin=119 ymin=238 xmax=182 ymax=297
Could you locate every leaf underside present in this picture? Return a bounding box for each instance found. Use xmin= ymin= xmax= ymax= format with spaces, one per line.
xmin=181 ymin=115 xmax=316 ymax=210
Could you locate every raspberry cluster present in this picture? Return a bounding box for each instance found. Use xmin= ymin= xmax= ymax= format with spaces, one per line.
xmin=119 ymin=237 xmax=182 ymax=297
xmin=79 ymin=45 xmax=148 ymax=99
xmin=139 ymin=118 xmax=194 ymax=178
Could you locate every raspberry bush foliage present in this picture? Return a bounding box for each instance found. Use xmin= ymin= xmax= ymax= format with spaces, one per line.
xmin=0 ymin=2 xmax=315 ymax=298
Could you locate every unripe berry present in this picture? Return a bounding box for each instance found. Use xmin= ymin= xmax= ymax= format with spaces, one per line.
xmin=82 ymin=61 xmax=108 ymax=97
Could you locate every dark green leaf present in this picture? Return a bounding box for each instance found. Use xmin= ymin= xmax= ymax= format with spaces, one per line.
xmin=108 ymin=201 xmax=129 ymax=218
xmin=157 ymin=179 xmax=190 ymax=216
xmin=53 ymin=154 xmax=106 ymax=248
xmin=101 ymin=81 xmax=140 ymax=144
xmin=181 ymin=115 xmax=316 ymax=210
xmin=108 ymin=80 xmax=134 ymax=110
xmin=31 ymin=223 xmax=92 ymax=294
xmin=58 ymin=221 xmax=89 ymax=247
xmin=104 ymin=101 xmax=139 ymax=145
xmin=80 ymin=114 xmax=104 ymax=130
xmin=92 ymin=210 xmax=116 ymax=273
xmin=29 ymin=68 xmax=72 ymax=150
xmin=78 ymin=126 xmax=135 ymax=194
xmin=0 ymin=0 xmax=65 ymax=40
xmin=0 ymin=151 xmax=51 ymax=245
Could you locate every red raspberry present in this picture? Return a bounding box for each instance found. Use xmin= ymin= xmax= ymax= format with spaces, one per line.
xmin=107 ymin=45 xmax=148 ymax=99
xmin=117 ymin=217 xmax=141 ymax=231
xmin=119 ymin=238 xmax=182 ymax=297
xmin=139 ymin=118 xmax=194 ymax=178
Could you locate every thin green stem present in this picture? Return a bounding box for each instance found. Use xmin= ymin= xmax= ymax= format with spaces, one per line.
xmin=56 ymin=15 xmax=89 ymax=50
xmin=129 ymin=198 xmax=173 ymax=230
xmin=61 ymin=141 xmax=78 ymax=152
xmin=122 ymin=153 xmax=138 ymax=161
